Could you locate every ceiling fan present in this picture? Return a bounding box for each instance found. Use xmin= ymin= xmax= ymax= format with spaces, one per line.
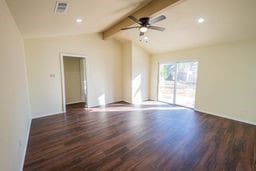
xmin=121 ymin=15 xmax=166 ymax=36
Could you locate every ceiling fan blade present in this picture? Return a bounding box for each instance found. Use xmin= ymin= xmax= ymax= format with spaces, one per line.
xmin=149 ymin=26 xmax=165 ymax=31
xmin=121 ymin=26 xmax=140 ymax=30
xmin=150 ymin=15 xmax=166 ymax=24
xmin=128 ymin=16 xmax=141 ymax=24
xmin=139 ymin=32 xmax=144 ymax=36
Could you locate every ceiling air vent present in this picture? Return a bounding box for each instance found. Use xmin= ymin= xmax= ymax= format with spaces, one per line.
xmin=54 ymin=1 xmax=69 ymax=13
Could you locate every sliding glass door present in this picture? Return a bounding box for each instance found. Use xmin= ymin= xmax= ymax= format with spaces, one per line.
xmin=175 ymin=62 xmax=198 ymax=108
xmin=158 ymin=62 xmax=198 ymax=108
xmin=158 ymin=64 xmax=176 ymax=104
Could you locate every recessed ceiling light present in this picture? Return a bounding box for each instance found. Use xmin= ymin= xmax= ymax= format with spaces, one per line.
xmin=197 ymin=17 xmax=205 ymax=24
xmin=76 ymin=18 xmax=83 ymax=23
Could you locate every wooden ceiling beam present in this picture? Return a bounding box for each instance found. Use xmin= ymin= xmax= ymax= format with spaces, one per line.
xmin=102 ymin=0 xmax=182 ymax=39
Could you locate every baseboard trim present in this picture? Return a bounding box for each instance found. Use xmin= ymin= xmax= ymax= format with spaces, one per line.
xmin=32 ymin=111 xmax=64 ymax=119
xmin=195 ymin=109 xmax=256 ymax=126
xmin=66 ymin=100 xmax=84 ymax=105
xmin=110 ymin=100 xmax=130 ymax=104
xmin=20 ymin=116 xmax=32 ymax=171
xmin=31 ymin=103 xmax=256 ymax=126
xmin=31 ymin=101 xmax=126 ymax=119
xmin=90 ymin=101 xmax=126 ymax=108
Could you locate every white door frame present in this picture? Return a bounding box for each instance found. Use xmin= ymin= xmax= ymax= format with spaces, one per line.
xmin=60 ymin=52 xmax=88 ymax=112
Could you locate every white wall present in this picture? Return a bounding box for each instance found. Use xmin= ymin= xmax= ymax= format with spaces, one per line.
xmin=122 ymin=42 xmax=132 ymax=103
xmin=25 ymin=33 xmax=122 ymax=117
xmin=132 ymin=43 xmax=150 ymax=103
xmin=0 ymin=0 xmax=31 ymax=170
xmin=64 ymin=57 xmax=83 ymax=104
xmin=121 ymin=42 xmax=151 ymax=104
xmin=151 ymin=40 xmax=256 ymax=124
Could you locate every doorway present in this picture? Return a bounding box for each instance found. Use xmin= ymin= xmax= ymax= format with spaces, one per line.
xmin=60 ymin=53 xmax=87 ymax=112
xmin=158 ymin=61 xmax=198 ymax=108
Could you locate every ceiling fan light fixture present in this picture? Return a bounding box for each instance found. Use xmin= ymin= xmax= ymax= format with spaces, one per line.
xmin=122 ymin=15 xmax=166 ymax=36
xmin=144 ymin=36 xmax=149 ymax=40
xmin=140 ymin=26 xmax=148 ymax=33
xmin=144 ymin=36 xmax=149 ymax=43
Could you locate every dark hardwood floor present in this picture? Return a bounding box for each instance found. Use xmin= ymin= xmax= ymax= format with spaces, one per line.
xmin=24 ymin=102 xmax=256 ymax=171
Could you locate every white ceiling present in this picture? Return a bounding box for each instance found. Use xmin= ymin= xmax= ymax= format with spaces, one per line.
xmin=7 ymin=0 xmax=256 ymax=53
xmin=115 ymin=0 xmax=256 ymax=53
xmin=6 ymin=0 xmax=151 ymax=38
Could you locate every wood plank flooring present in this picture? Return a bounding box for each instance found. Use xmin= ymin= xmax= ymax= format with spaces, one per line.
xmin=24 ymin=102 xmax=256 ymax=171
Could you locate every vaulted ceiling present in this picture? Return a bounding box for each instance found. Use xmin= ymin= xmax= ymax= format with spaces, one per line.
xmin=6 ymin=0 xmax=256 ymax=53
xmin=6 ymin=0 xmax=151 ymax=38
xmin=115 ymin=0 xmax=256 ymax=53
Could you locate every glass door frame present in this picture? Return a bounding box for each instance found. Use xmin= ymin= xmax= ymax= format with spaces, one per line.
xmin=157 ymin=62 xmax=177 ymax=104
xmin=157 ymin=60 xmax=199 ymax=109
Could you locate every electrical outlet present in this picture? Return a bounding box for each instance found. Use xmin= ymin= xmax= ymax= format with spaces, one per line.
xmin=50 ymin=74 xmax=55 ymax=78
